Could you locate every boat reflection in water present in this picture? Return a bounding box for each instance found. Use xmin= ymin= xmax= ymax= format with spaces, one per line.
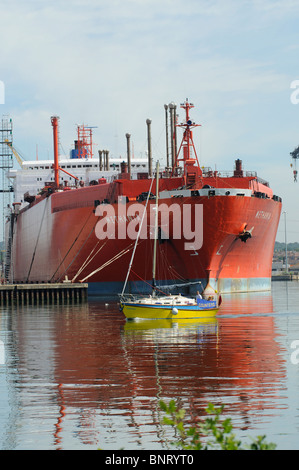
xmin=4 ymin=289 xmax=286 ymax=449
xmin=124 ymin=316 xmax=217 ymax=332
xmin=122 ymin=290 xmax=284 ymax=427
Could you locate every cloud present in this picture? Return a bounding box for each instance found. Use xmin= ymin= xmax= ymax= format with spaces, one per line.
xmin=1 ymin=1 xmax=290 ymax=153
xmin=0 ymin=1 xmax=298 ymax=216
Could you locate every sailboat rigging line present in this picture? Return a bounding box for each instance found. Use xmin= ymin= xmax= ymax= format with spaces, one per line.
xmin=121 ymin=176 xmax=155 ymax=297
xmin=130 ymin=269 xmax=168 ymax=296
xmin=26 ymin=197 xmax=49 ymax=282
xmin=79 ymin=241 xmax=136 ymax=282
xmin=151 ymin=161 xmax=160 ymax=293
xmin=50 ymin=209 xmax=94 ymax=282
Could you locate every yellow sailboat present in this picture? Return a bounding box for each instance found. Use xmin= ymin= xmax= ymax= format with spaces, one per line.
xmin=119 ymin=162 xmax=221 ymax=320
xmin=120 ymin=292 xmax=219 ymax=320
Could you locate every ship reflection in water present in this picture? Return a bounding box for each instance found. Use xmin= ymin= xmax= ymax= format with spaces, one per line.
xmin=1 ymin=282 xmax=298 ymax=450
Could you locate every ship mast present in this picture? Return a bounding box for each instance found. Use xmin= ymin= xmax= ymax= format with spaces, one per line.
xmin=171 ymin=99 xmax=202 ymax=180
xmin=51 ymin=116 xmax=60 ymax=188
xmin=152 ymin=161 xmax=159 ymax=295
xmin=76 ymin=124 xmax=95 ymax=159
xmin=51 ymin=116 xmax=79 ymax=188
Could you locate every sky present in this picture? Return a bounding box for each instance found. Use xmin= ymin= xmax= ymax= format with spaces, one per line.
xmin=1 ymin=0 xmax=299 ymax=242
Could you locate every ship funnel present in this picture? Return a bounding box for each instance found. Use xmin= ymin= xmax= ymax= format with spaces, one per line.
xmin=99 ymin=150 xmax=103 ymax=171
xmin=105 ymin=150 xmax=109 ymax=170
xmin=146 ymin=119 xmax=152 ymax=177
xmin=234 ymin=159 xmax=243 ymax=177
xmin=51 ymin=116 xmax=60 ymax=188
xmin=164 ymin=104 xmax=169 ymax=170
xmin=126 ymin=133 xmax=131 ymax=178
xmin=168 ymin=102 xmax=177 ymax=168
xmin=99 ymin=150 xmax=109 ymax=170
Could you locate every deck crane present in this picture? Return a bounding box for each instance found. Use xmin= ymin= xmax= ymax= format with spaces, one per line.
xmin=290 ymin=144 xmax=299 ymax=182
xmin=4 ymin=139 xmax=23 ymax=167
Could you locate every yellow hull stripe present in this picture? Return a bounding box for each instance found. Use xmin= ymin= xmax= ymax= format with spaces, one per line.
xmin=122 ymin=304 xmax=218 ymax=320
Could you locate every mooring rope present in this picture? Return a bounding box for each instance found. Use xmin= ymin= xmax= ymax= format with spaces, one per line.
xmin=79 ymin=241 xmax=135 ymax=283
xmin=71 ymin=240 xmax=107 ymax=282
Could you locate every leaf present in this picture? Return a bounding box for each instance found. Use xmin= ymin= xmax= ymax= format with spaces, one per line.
xmin=159 ymin=400 xmax=168 ymax=412
xmin=163 ymin=417 xmax=174 ymax=426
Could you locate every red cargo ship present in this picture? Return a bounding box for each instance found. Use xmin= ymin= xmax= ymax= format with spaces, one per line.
xmin=5 ymin=100 xmax=282 ymax=295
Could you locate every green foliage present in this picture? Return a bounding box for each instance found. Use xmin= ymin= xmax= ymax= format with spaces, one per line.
xmin=159 ymin=400 xmax=276 ymax=450
xmin=275 ymin=241 xmax=299 ymax=252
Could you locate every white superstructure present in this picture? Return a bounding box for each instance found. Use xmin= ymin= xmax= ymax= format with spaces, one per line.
xmin=7 ymin=156 xmax=148 ymax=209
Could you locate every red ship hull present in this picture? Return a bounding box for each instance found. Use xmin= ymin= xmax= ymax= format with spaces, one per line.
xmin=7 ymin=101 xmax=282 ymax=295
xmin=9 ymin=174 xmax=281 ymax=295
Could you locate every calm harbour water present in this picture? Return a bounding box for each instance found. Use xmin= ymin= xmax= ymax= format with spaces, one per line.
xmin=0 ymin=281 xmax=299 ymax=450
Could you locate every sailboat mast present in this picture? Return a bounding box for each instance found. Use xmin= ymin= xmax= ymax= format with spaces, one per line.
xmin=152 ymin=161 xmax=159 ymax=294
